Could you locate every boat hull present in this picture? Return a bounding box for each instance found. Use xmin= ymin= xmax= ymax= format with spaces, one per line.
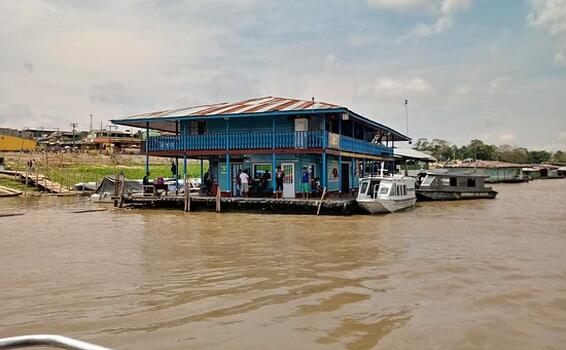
xmin=416 ymin=190 xmax=497 ymax=201
xmin=357 ymin=197 xmax=416 ymax=214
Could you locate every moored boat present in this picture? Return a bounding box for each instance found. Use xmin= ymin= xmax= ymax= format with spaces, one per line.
xmin=356 ymin=175 xmax=416 ymax=214
xmin=415 ymin=170 xmax=497 ymax=201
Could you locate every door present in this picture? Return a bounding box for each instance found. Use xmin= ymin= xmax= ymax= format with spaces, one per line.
xmin=341 ymin=163 xmax=350 ymax=194
xmin=282 ymin=163 xmax=295 ymax=198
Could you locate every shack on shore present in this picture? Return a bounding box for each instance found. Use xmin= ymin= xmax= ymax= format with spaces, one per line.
xmin=111 ymin=96 xmax=410 ymax=198
xmin=444 ymin=160 xmax=529 ymax=183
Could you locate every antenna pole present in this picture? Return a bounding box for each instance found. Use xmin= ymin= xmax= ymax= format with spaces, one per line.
xmin=404 ymin=99 xmax=409 ymax=136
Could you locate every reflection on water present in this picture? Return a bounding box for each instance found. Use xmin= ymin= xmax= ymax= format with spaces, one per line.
xmin=1 ymin=180 xmax=565 ymax=350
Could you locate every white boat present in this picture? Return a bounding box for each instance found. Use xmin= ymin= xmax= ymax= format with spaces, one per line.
xmin=356 ymin=175 xmax=416 ymax=214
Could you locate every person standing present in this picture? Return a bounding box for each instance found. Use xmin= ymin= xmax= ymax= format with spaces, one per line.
xmin=275 ymin=166 xmax=285 ymax=198
xmin=239 ymin=169 xmax=250 ymax=198
xmin=235 ymin=169 xmax=242 ymax=197
xmin=170 ymin=161 xmax=177 ymax=179
xmin=301 ymin=166 xmax=311 ymax=199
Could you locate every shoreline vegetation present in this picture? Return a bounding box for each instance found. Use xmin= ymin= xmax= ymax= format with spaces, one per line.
xmin=413 ymin=139 xmax=566 ymax=164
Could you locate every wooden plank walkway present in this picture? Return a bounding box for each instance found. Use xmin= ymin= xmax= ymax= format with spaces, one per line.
xmin=0 ymin=170 xmax=70 ymax=194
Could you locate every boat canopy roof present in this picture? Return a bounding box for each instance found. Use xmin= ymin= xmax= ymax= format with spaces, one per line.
xmin=420 ymin=169 xmax=489 ymax=178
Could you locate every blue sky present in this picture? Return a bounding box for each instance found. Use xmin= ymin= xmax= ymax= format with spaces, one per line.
xmin=0 ymin=0 xmax=565 ymax=149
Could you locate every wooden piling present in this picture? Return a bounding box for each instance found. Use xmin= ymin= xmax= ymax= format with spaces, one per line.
xmin=184 ymin=175 xmax=191 ymax=212
xmin=118 ymin=172 xmax=126 ymax=208
xmin=316 ymin=187 xmax=327 ymax=216
xmin=215 ymin=186 xmax=221 ymax=212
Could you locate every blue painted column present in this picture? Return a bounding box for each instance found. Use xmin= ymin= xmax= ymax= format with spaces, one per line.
xmin=145 ymin=122 xmax=149 ymax=174
xmin=200 ymin=159 xmax=204 ymax=184
xmin=271 ymin=115 xmax=276 ymax=193
xmin=352 ymin=157 xmax=355 ymax=188
xmin=322 ymin=114 xmax=327 ymax=190
xmin=338 ymin=114 xmax=342 ymax=193
xmin=225 ymin=118 xmax=231 ymax=195
xmin=175 ymin=121 xmax=179 ymax=189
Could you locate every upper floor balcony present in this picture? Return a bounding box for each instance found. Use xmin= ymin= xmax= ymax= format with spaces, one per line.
xmin=147 ymin=130 xmax=393 ymax=157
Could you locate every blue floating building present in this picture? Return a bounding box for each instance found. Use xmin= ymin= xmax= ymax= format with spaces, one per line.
xmin=111 ymin=96 xmax=410 ymax=197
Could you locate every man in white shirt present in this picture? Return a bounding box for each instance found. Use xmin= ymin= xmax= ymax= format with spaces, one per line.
xmin=240 ymin=169 xmax=250 ymax=197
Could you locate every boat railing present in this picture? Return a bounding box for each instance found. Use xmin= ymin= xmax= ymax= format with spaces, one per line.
xmin=0 ymin=335 xmax=115 ymax=350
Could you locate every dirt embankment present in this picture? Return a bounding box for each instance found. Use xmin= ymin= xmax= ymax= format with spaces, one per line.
xmin=3 ymin=151 xmax=171 ymax=169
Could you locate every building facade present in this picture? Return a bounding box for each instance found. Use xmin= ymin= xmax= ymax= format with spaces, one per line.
xmin=112 ymin=96 xmax=410 ymax=197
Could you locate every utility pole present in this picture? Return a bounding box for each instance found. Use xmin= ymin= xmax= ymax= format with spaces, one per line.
xmin=404 ymin=99 xmax=409 ymax=136
xmin=70 ymin=122 xmax=78 ymax=147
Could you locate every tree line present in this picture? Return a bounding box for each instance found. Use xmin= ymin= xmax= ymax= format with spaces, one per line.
xmin=412 ymin=138 xmax=566 ymax=165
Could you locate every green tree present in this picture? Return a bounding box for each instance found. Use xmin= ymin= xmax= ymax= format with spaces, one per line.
xmin=529 ymin=150 xmax=552 ymax=164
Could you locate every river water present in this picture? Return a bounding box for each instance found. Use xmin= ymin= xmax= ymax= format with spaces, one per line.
xmin=1 ymin=179 xmax=565 ymax=350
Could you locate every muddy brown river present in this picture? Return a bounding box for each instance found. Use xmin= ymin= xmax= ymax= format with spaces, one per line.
xmin=1 ymin=179 xmax=565 ymax=349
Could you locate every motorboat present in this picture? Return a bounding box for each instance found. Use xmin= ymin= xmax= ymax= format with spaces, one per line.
xmin=415 ymin=170 xmax=497 ymax=201
xmin=356 ymin=174 xmax=416 ymax=214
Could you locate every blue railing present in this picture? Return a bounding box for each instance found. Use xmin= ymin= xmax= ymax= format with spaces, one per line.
xmin=340 ymin=135 xmax=393 ymax=157
xmin=148 ymin=131 xmax=327 ymax=152
xmin=148 ymin=131 xmax=392 ymax=157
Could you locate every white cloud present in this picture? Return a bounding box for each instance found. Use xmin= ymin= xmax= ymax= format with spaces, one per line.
xmin=527 ymin=0 xmax=566 ymax=35
xmin=498 ymin=133 xmax=517 ymax=143
xmin=374 ymin=77 xmax=434 ymax=96
xmin=323 ymin=54 xmax=342 ymax=70
xmin=368 ymin=0 xmax=473 ymax=38
xmin=527 ymin=0 xmax=566 ymax=64
xmin=367 ymin=0 xmax=430 ymax=11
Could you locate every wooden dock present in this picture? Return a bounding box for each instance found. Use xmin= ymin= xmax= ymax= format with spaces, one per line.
xmin=0 ymin=170 xmax=71 ymax=194
xmin=120 ymin=194 xmax=360 ymax=215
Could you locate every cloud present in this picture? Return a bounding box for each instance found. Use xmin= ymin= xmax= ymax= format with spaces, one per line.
xmin=374 ymin=77 xmax=434 ymax=96
xmin=323 ymin=54 xmax=342 ymax=70
xmin=497 ymin=133 xmax=517 ymax=143
xmin=90 ymin=82 xmax=129 ymax=105
xmin=23 ymin=62 xmax=34 ymax=73
xmin=527 ymin=0 xmax=566 ymax=64
xmin=368 ymin=0 xmax=473 ymax=38
xmin=367 ymin=0 xmax=430 ymax=11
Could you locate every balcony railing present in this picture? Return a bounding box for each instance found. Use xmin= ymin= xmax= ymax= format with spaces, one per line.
xmin=340 ymin=134 xmax=393 ymax=157
xmin=147 ymin=131 xmax=392 ymax=157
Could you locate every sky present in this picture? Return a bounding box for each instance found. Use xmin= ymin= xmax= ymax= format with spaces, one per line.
xmin=0 ymin=0 xmax=565 ymax=150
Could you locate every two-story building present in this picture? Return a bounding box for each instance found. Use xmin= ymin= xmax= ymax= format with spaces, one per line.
xmin=111 ymin=96 xmax=409 ymax=197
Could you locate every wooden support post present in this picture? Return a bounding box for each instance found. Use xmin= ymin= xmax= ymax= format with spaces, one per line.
xmin=215 ymin=186 xmax=221 ymax=212
xmin=316 ymin=187 xmax=327 ymax=216
xmin=184 ymin=174 xmax=190 ymax=212
xmin=118 ymin=172 xmax=126 ymax=208
xmin=24 ymin=167 xmax=29 ymax=197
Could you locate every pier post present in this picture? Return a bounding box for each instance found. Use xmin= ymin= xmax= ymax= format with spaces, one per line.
xmin=175 ymin=121 xmax=179 ymax=192
xmin=226 ymin=154 xmax=231 ymax=196
xmin=272 ymin=153 xmax=276 ymax=196
xmin=145 ymin=122 xmax=149 ymax=175
xmin=338 ymin=155 xmax=342 ymax=193
xmin=322 ymin=152 xmax=327 ymax=190
xmin=200 ymin=159 xmax=204 ymax=185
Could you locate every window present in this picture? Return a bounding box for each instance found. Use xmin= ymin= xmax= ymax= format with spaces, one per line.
xmin=360 ymin=181 xmax=369 ymax=194
xmin=467 ymin=178 xmax=476 ymax=187
xmin=449 ymin=177 xmax=458 ymax=187
xmin=379 ymin=186 xmax=389 ymax=195
xmin=190 ymin=121 xmax=206 ymax=135
xmin=422 ymin=175 xmax=435 ymax=187
xmin=253 ymin=164 xmax=272 ymax=180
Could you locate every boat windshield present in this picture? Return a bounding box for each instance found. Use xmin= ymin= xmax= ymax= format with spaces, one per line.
xmin=360 ymin=181 xmax=369 ymax=194
xmin=421 ymin=175 xmax=435 ymax=187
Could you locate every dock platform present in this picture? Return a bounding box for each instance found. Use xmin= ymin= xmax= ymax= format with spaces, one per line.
xmin=120 ymin=194 xmax=361 ymax=215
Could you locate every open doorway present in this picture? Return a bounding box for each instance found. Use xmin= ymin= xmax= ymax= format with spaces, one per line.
xmin=341 ymin=163 xmax=350 ymax=193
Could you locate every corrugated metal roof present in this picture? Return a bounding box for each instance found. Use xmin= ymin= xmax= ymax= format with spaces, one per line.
xmin=122 ymin=96 xmax=342 ymax=121
xmin=445 ymin=160 xmax=528 ymax=169
xmin=394 ymin=148 xmax=437 ymax=162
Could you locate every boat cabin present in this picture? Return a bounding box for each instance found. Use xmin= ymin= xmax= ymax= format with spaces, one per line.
xmin=358 ymin=177 xmax=414 ymax=200
xmin=417 ymin=171 xmax=488 ymax=191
